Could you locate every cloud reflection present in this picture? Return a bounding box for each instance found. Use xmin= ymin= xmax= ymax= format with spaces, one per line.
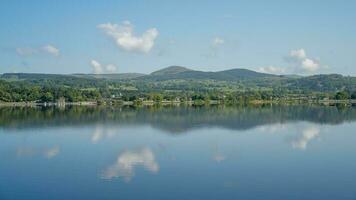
xmin=44 ymin=146 xmax=60 ymax=159
xmin=213 ymin=153 xmax=226 ymax=162
xmin=91 ymin=125 xmax=118 ymax=144
xmin=258 ymin=123 xmax=287 ymax=134
xmin=212 ymin=143 xmax=226 ymax=163
xmin=16 ymin=146 xmax=60 ymax=159
xmin=101 ymin=148 xmax=159 ymax=181
xmin=291 ymin=126 xmax=320 ymax=150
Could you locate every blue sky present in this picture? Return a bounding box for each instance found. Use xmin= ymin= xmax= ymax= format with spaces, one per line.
xmin=1 ymin=0 xmax=355 ymax=75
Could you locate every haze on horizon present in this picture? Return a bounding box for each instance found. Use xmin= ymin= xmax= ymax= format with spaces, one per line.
xmin=1 ymin=0 xmax=355 ymax=76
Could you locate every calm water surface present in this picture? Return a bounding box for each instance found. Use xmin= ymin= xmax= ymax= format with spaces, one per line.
xmin=1 ymin=105 xmax=356 ymax=200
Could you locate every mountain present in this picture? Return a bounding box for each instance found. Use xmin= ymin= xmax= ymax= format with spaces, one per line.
xmin=150 ymin=66 xmax=193 ymax=76
xmin=0 ymin=67 xmax=279 ymax=82
xmin=215 ymin=68 xmax=277 ymax=79
xmin=140 ymin=66 xmax=277 ymax=81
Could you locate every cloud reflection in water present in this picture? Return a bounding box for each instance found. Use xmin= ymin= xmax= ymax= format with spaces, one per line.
xmin=101 ymin=148 xmax=159 ymax=181
xmin=91 ymin=125 xmax=118 ymax=144
xmin=291 ymin=126 xmax=320 ymax=150
xmin=16 ymin=146 xmax=60 ymax=159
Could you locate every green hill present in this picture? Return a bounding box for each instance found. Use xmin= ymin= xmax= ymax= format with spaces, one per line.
xmin=141 ymin=66 xmax=277 ymax=81
xmin=150 ymin=66 xmax=193 ymax=76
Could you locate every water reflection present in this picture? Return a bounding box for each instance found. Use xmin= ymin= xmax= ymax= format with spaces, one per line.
xmin=101 ymin=148 xmax=159 ymax=182
xmin=91 ymin=125 xmax=119 ymax=144
xmin=291 ymin=126 xmax=320 ymax=150
xmin=258 ymin=123 xmax=287 ymax=134
xmin=212 ymin=144 xmax=226 ymax=163
xmin=1 ymin=105 xmax=355 ymax=133
xmin=44 ymin=146 xmax=60 ymax=159
xmin=16 ymin=146 xmax=60 ymax=159
xmin=1 ymin=106 xmax=356 ymax=199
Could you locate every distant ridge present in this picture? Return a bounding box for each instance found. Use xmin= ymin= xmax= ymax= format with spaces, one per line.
xmin=1 ymin=73 xmax=78 ymax=80
xmin=215 ymin=68 xmax=277 ymax=79
xmin=1 ymin=67 xmax=281 ymax=83
xmin=0 ymin=67 xmax=326 ymax=82
xmin=139 ymin=66 xmax=278 ymax=81
xmin=73 ymin=73 xmax=146 ymax=80
xmin=1 ymin=72 xmax=146 ymax=81
xmin=150 ymin=66 xmax=193 ymax=76
xmin=1 ymin=66 xmax=355 ymax=92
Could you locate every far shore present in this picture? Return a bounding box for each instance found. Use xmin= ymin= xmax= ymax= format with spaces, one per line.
xmin=0 ymin=99 xmax=355 ymax=107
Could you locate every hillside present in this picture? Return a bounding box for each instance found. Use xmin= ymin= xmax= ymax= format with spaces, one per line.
xmin=150 ymin=66 xmax=193 ymax=76
xmin=73 ymin=73 xmax=146 ymax=80
xmin=139 ymin=66 xmax=277 ymax=81
xmin=1 ymin=67 xmax=280 ymax=83
xmin=285 ymin=74 xmax=356 ymax=92
xmin=1 ymin=67 xmax=355 ymax=93
xmin=1 ymin=72 xmax=146 ymax=81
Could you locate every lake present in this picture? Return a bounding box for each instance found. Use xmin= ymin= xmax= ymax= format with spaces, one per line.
xmin=1 ymin=105 xmax=356 ymax=200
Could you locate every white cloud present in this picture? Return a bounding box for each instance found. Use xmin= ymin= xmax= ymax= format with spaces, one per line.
xmin=91 ymin=60 xmax=103 ymax=74
xmin=90 ymin=60 xmax=118 ymax=74
xmin=101 ymin=148 xmax=159 ymax=181
xmin=301 ymin=58 xmax=319 ymax=72
xmin=258 ymin=66 xmax=286 ymax=74
xmin=291 ymin=126 xmax=320 ymax=150
xmin=42 ymin=45 xmax=60 ymax=56
xmin=286 ymin=49 xmax=321 ymax=73
xmin=97 ymin=21 xmax=159 ymax=53
xmin=246 ymin=49 xmax=323 ymax=75
xmin=212 ymin=37 xmax=225 ymax=47
xmin=289 ymin=49 xmax=306 ymax=60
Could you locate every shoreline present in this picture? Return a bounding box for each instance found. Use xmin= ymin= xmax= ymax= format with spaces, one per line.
xmin=0 ymin=99 xmax=355 ymax=107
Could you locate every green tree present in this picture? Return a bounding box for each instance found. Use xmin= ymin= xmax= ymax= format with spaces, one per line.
xmin=335 ymin=91 xmax=350 ymax=100
xmin=40 ymin=92 xmax=54 ymax=102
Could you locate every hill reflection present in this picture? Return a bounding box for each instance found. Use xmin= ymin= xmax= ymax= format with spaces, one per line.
xmin=0 ymin=105 xmax=355 ymax=133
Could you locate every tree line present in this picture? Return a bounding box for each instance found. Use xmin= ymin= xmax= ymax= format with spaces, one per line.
xmin=1 ymin=80 xmax=355 ymax=103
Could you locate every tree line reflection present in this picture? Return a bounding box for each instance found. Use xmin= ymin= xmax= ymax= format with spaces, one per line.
xmin=1 ymin=105 xmax=355 ymax=133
